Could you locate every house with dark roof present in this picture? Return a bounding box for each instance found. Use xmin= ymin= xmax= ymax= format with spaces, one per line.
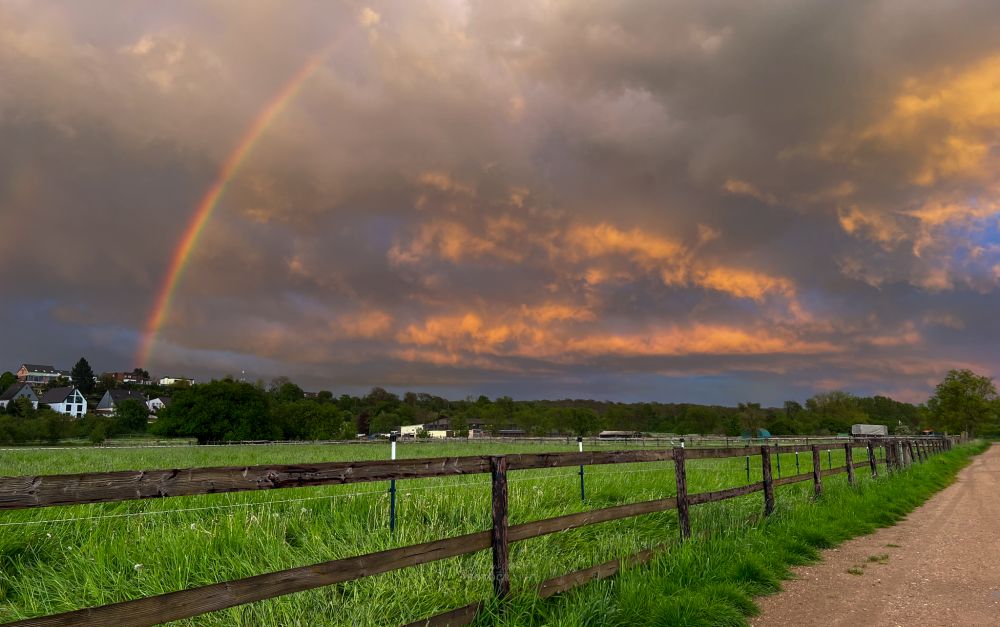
xmin=15 ymin=364 xmax=64 ymax=386
xmin=96 ymin=389 xmax=147 ymax=416
xmin=39 ymin=387 xmax=87 ymax=418
xmin=0 ymin=383 xmax=38 ymax=411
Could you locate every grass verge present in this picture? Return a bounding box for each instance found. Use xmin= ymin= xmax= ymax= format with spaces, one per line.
xmin=485 ymin=441 xmax=988 ymax=627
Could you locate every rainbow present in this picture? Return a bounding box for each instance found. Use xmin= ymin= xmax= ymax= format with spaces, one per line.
xmin=136 ymin=48 xmax=332 ymax=368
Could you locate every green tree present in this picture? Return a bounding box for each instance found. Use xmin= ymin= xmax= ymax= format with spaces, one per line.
xmin=71 ymin=358 xmax=95 ymax=394
xmin=272 ymin=382 xmax=305 ymax=404
xmin=151 ymin=379 xmax=279 ymax=443
xmin=0 ymin=371 xmax=15 ymax=393
xmin=114 ymin=398 xmax=148 ymax=433
xmin=927 ymin=369 xmax=998 ymax=436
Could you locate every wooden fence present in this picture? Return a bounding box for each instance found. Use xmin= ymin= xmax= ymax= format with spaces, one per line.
xmin=1 ymin=435 xmax=961 ymax=627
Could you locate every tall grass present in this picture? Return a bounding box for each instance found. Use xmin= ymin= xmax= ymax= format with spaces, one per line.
xmin=490 ymin=441 xmax=986 ymax=627
xmin=0 ymin=440 xmax=974 ymax=625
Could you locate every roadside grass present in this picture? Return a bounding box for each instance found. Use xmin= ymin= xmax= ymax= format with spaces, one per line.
xmin=490 ymin=441 xmax=987 ymax=627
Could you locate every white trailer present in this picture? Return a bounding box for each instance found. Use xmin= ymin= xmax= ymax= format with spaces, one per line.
xmin=851 ymin=423 xmax=888 ymax=436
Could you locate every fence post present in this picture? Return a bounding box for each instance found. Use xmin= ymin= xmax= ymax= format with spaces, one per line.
xmin=389 ymin=433 xmax=398 ymax=533
xmin=577 ymin=436 xmax=585 ymax=502
xmin=906 ymin=440 xmax=916 ymax=466
xmin=674 ymin=447 xmax=691 ymax=540
xmin=811 ymin=445 xmax=822 ymax=497
xmin=844 ymin=442 xmax=855 ymax=486
xmin=867 ymin=440 xmax=878 ymax=477
xmin=490 ymin=456 xmax=510 ymax=600
xmin=775 ymin=442 xmax=781 ymax=478
xmin=761 ymin=446 xmax=775 ymax=516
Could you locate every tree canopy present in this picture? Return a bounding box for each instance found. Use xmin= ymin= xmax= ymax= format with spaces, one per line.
xmin=71 ymin=358 xmax=95 ymax=394
xmin=927 ymin=369 xmax=998 ymax=437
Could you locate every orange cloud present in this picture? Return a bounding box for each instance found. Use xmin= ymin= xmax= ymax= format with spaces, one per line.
xmin=863 ymin=54 xmax=1000 ymax=185
xmin=723 ymin=178 xmax=777 ymax=205
xmin=389 ymin=220 xmax=524 ymax=265
xmin=694 ymin=266 xmax=795 ymax=301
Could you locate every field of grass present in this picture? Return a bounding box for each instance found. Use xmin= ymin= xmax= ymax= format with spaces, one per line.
xmin=0 ymin=439 xmax=961 ymax=626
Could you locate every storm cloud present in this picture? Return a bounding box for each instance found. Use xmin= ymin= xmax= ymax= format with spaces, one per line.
xmin=2 ymin=0 xmax=999 ymax=404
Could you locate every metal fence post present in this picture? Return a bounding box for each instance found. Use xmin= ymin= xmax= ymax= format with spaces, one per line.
xmin=389 ymin=433 xmax=398 ymax=533
xmin=577 ymin=436 xmax=585 ymax=502
xmin=490 ymin=456 xmax=510 ymax=600
xmin=674 ymin=447 xmax=691 ymax=539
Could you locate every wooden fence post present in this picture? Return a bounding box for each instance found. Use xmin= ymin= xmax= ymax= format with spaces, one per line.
xmin=490 ymin=456 xmax=510 ymax=600
xmin=811 ymin=445 xmax=822 ymax=497
xmin=761 ymin=446 xmax=775 ymax=516
xmin=844 ymin=443 xmax=855 ymax=486
xmin=674 ymin=447 xmax=691 ymax=539
xmin=906 ymin=440 xmax=916 ymax=466
xmin=867 ymin=440 xmax=877 ymax=478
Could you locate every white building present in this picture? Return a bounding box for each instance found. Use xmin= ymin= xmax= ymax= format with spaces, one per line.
xmin=147 ymin=396 xmax=171 ymax=413
xmin=159 ymin=376 xmax=194 ymax=386
xmin=399 ymin=423 xmax=449 ymax=438
xmin=39 ymin=387 xmax=87 ymax=418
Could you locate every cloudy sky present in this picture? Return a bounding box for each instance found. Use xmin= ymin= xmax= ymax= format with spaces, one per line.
xmin=2 ymin=0 xmax=999 ymax=404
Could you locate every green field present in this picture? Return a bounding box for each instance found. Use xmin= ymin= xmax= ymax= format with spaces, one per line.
xmin=0 ymin=440 xmax=957 ymax=625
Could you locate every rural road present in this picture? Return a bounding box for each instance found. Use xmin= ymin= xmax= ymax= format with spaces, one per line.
xmin=753 ymin=443 xmax=1000 ymax=626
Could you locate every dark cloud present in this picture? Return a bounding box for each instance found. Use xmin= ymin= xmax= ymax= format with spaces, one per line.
xmin=2 ymin=1 xmax=999 ymax=403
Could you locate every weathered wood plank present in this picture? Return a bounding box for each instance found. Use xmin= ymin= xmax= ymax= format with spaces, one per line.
xmin=8 ymin=530 xmax=491 ymax=627
xmin=687 ymin=482 xmax=764 ymax=505
xmin=772 ymin=471 xmax=814 ymax=487
xmin=0 ymin=457 xmax=494 ymax=510
xmin=401 ymin=602 xmax=481 ymax=627
xmin=506 ymin=449 xmax=674 ymax=469
xmin=537 ymin=544 xmax=665 ymax=599
xmin=507 ymin=497 xmax=678 ymax=543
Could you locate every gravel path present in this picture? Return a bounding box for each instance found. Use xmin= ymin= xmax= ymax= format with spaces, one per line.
xmin=753 ymin=443 xmax=999 ymax=626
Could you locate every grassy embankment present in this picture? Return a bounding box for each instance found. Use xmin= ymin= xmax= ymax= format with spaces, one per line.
xmin=0 ymin=440 xmax=974 ymax=625
xmin=487 ymin=440 xmax=988 ymax=627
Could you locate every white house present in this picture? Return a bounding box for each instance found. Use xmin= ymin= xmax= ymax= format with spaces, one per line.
xmin=39 ymin=387 xmax=87 ymax=418
xmin=15 ymin=364 xmax=65 ymax=386
xmin=399 ymin=423 xmax=449 ymax=439
xmin=96 ymin=389 xmax=147 ymax=416
xmin=159 ymin=376 xmax=194 ymax=386
xmin=0 ymin=383 xmax=38 ymax=410
xmin=147 ymin=396 xmax=171 ymax=413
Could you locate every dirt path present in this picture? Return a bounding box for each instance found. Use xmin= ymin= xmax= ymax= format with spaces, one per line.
xmin=753 ymin=443 xmax=1000 ymax=626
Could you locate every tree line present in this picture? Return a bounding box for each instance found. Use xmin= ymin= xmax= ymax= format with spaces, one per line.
xmin=2 ymin=367 xmax=997 ymax=444
xmin=148 ymin=369 xmax=1000 ymax=443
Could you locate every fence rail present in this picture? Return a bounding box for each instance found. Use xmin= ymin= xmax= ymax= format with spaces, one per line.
xmin=2 ymin=435 xmax=962 ymax=627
